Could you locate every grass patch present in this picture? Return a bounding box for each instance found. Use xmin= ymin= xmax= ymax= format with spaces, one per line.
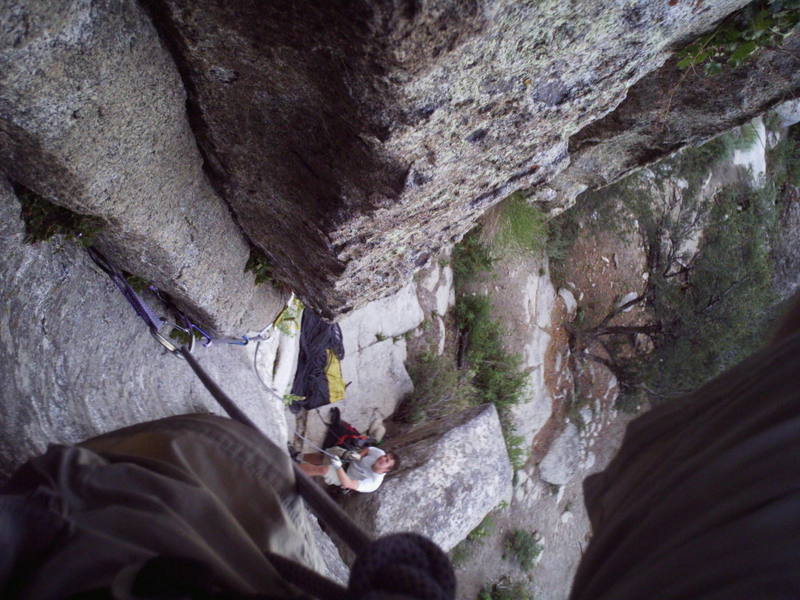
xmin=450 ymin=513 xmax=498 ymax=567
xmin=15 ymin=183 xmax=104 ymax=246
xmin=493 ymin=193 xmax=549 ymax=255
xmin=396 ymin=351 xmax=478 ymax=424
xmin=503 ymin=529 xmax=543 ymax=572
xmin=245 ymin=247 xmax=276 ymax=286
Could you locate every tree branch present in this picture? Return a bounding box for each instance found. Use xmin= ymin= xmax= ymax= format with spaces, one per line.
xmin=596 ymin=324 xmax=659 ymax=336
xmin=596 ymin=294 xmax=647 ymax=330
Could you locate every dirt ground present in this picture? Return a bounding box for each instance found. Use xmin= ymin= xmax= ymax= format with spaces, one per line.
xmin=446 ymin=204 xmax=649 ymax=600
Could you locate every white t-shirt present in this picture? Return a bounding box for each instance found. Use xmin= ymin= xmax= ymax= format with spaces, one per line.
xmin=346 ymin=447 xmax=386 ymax=493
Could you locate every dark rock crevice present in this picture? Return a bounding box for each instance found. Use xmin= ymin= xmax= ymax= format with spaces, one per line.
xmin=0 ymin=0 xmax=284 ymax=334
xmin=140 ymin=0 xmax=444 ymax=316
xmin=132 ymin=1 xmax=503 ymax=317
xmin=134 ymin=1 xmax=749 ymax=317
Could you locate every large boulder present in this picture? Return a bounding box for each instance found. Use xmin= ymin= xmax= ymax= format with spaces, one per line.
xmin=0 ymin=0 xmax=283 ymax=334
xmin=537 ymin=33 xmax=800 ymax=211
xmin=0 ymin=178 xmax=288 ymax=479
xmin=509 ymin=269 xmax=558 ymax=452
xmin=142 ymin=0 xmax=749 ymax=316
xmin=338 ymin=282 xmax=424 ymax=353
xmin=341 ymin=404 xmax=512 ymax=552
xmin=539 ymin=423 xmax=583 ymax=486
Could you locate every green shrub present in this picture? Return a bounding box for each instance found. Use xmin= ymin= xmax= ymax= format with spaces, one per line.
xmin=641 ymin=181 xmax=778 ymax=400
xmin=398 ymin=352 xmax=477 ymax=424
xmin=677 ymin=0 xmax=800 ymax=75
xmin=453 ymin=293 xmax=529 ymax=468
xmin=465 ymin=317 xmax=521 ymax=391
xmin=502 ymin=427 xmax=527 ymax=471
xmin=245 ymin=248 xmax=275 ymax=286
xmin=468 ymin=514 xmax=497 ymax=542
xmin=494 ymin=193 xmax=549 ymax=255
xmin=503 ymin=530 xmax=543 ymax=572
xmin=450 ymin=513 xmax=498 ymax=567
xmin=15 ymin=183 xmax=104 ymax=246
xmin=452 ymin=228 xmax=494 ymax=281
xmin=456 ymin=295 xmax=528 ymax=411
xmin=545 ymin=215 xmax=578 ymax=265
xmin=449 ymin=542 xmax=472 ymax=568
xmin=768 ymin=126 xmax=800 ymax=189
xmin=449 ymin=228 xmax=532 ymax=470
xmin=125 ymin=274 xmax=151 ymax=293
xmin=478 ymin=579 xmax=533 ymax=600
xmin=454 ymin=293 xmax=492 ymax=329
xmin=168 ymin=326 xmax=206 ymax=347
xmin=651 ymin=130 xmax=742 ymax=199
xmin=729 ymin=121 xmax=762 ymax=151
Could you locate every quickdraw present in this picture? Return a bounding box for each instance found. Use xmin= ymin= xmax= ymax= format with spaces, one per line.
xmin=86 ymin=247 xmax=269 ymax=355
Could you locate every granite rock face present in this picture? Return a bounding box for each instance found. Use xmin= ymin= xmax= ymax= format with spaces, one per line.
xmin=0 ymin=179 xmax=288 ymax=480
xmin=341 ymin=404 xmax=512 ymax=552
xmin=0 ymin=0 xmax=283 ymax=334
xmin=774 ymin=186 xmax=800 ymax=301
xmin=537 ymin=33 xmax=800 ymax=211
xmin=143 ymin=0 xmax=748 ymax=316
xmin=539 ymin=423 xmax=583 ymax=486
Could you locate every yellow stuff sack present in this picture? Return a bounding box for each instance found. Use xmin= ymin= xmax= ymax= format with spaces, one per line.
xmin=324 ymin=349 xmax=345 ymax=403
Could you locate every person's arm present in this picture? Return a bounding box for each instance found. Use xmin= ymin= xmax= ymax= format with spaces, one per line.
xmin=332 ymin=462 xmax=359 ymax=491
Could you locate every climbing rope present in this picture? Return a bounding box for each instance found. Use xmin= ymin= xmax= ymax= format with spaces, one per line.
xmin=178 ymin=346 xmax=454 ymax=600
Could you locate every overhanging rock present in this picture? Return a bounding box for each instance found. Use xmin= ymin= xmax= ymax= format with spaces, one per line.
xmin=341 ymin=404 xmax=512 ymax=552
xmin=143 ymin=0 xmax=749 ymax=317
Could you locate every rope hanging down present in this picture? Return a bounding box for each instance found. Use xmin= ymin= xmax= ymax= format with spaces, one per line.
xmin=178 ymin=346 xmax=455 ymax=600
xmin=177 ymin=347 xmax=373 ymax=555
